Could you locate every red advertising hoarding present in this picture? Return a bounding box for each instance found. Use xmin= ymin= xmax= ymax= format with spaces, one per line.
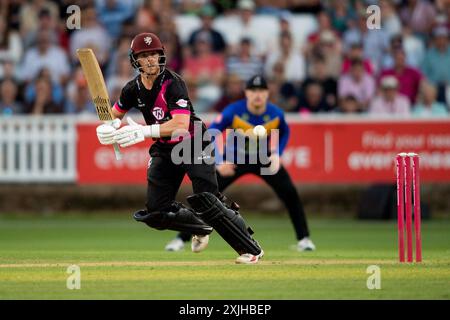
xmin=77 ymin=117 xmax=450 ymax=185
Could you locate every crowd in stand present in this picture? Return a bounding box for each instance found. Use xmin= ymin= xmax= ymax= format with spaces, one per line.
xmin=0 ymin=0 xmax=449 ymax=117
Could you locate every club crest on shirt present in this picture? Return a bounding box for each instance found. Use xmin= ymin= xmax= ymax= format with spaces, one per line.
xmin=152 ymin=107 xmax=164 ymax=120
xmin=176 ymin=99 xmax=188 ymax=108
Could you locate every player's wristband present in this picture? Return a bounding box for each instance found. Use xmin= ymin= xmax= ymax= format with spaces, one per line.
xmin=143 ymin=124 xmax=160 ymax=138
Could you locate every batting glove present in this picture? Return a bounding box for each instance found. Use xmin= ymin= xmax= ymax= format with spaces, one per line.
xmin=114 ymin=117 xmax=160 ymax=148
xmin=96 ymin=118 xmax=121 ymax=145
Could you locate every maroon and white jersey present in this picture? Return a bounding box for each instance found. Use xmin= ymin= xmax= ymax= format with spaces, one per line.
xmin=113 ymin=69 xmax=204 ymax=144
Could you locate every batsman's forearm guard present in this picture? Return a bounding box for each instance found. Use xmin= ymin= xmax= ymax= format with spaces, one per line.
xmin=133 ymin=202 xmax=213 ymax=235
xmin=187 ymin=192 xmax=262 ymax=256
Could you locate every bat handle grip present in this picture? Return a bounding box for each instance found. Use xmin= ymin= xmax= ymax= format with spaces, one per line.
xmin=113 ymin=143 xmax=122 ymax=161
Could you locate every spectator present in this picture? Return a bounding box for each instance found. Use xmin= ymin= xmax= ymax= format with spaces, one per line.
xmin=159 ymin=30 xmax=184 ymax=74
xmin=298 ymin=81 xmax=332 ymax=113
xmin=134 ymin=0 xmax=160 ymax=33
xmin=369 ymin=76 xmax=411 ymax=115
xmin=188 ymin=5 xmax=226 ymax=55
xmin=412 ymin=82 xmax=448 ymax=116
xmin=304 ymin=57 xmax=337 ymax=109
xmin=0 ymin=78 xmax=23 ymax=115
xmin=24 ymin=74 xmax=63 ymax=114
xmin=338 ymin=58 xmax=376 ymax=111
xmin=65 ymin=67 xmax=96 ymax=115
xmin=400 ymin=0 xmax=436 ymax=37
xmin=335 ymin=95 xmax=362 ymax=114
xmin=380 ymin=48 xmax=423 ymax=104
xmin=326 ymin=0 xmax=356 ymax=33
xmin=343 ymin=10 xmax=390 ymax=73
xmin=19 ymin=30 xmax=70 ymax=85
xmin=182 ymin=32 xmax=225 ymax=112
xmin=342 ymin=42 xmax=374 ymax=75
xmin=268 ymin=61 xmax=299 ymax=112
xmin=216 ymin=0 xmax=270 ymax=57
xmin=226 ymin=38 xmax=263 ymax=82
xmin=95 ymin=0 xmax=134 ymax=40
xmin=22 ymin=8 xmax=58 ymax=49
xmin=24 ymin=69 xmax=64 ymax=108
xmin=69 ymin=4 xmax=111 ymax=67
xmin=382 ymin=29 xmax=426 ymax=70
xmin=265 ymin=31 xmax=306 ymax=84
xmin=19 ymin=0 xmax=59 ymax=38
xmin=309 ymin=30 xmax=343 ymax=78
xmin=305 ymin=10 xmax=340 ymax=54
xmin=422 ymin=27 xmax=450 ymax=103
xmin=212 ymin=74 xmax=245 ymax=112
xmin=0 ymin=15 xmax=23 ymax=66
xmin=379 ymin=0 xmax=402 ymax=38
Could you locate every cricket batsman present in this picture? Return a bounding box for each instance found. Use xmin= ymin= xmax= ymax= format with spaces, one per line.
xmin=167 ymin=75 xmax=315 ymax=252
xmin=95 ymin=33 xmax=264 ymax=264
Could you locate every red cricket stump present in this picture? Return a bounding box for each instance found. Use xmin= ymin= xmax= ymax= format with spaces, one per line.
xmin=412 ymin=154 xmax=422 ymax=262
xmin=404 ymin=155 xmax=413 ymax=263
xmin=396 ymin=152 xmax=422 ymax=263
xmin=395 ymin=154 xmax=405 ymax=263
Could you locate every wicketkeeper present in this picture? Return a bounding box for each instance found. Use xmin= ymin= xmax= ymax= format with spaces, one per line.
xmin=95 ymin=33 xmax=264 ymax=264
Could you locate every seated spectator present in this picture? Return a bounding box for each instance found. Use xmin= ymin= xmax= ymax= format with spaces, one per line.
xmin=335 ymin=95 xmax=363 ymax=114
xmin=422 ymin=27 xmax=450 ymax=104
xmin=24 ymin=74 xmax=63 ymax=114
xmin=19 ymin=0 xmax=59 ymax=38
xmin=379 ymin=0 xmax=402 ymax=38
xmin=106 ymin=54 xmax=135 ymax=96
xmin=309 ymin=30 xmax=343 ymax=79
xmin=0 ymin=78 xmax=23 ymax=115
xmin=22 ymin=8 xmax=58 ymax=49
xmin=305 ymin=10 xmax=340 ymax=53
xmin=338 ymin=58 xmax=375 ymax=111
xmin=212 ymin=74 xmax=245 ymax=112
xmin=69 ymin=4 xmax=111 ymax=67
xmin=342 ymin=42 xmax=374 ymax=75
xmin=325 ymin=0 xmax=356 ymax=33
xmin=19 ymin=30 xmax=70 ymax=85
xmin=298 ymin=81 xmax=332 ymax=113
xmin=400 ymin=0 xmax=436 ymax=37
xmin=382 ymin=31 xmax=425 ymax=70
xmin=369 ymin=76 xmax=411 ymax=115
xmin=0 ymin=16 xmax=23 ymax=68
xmin=226 ymin=37 xmax=263 ymax=82
xmin=304 ymin=57 xmax=337 ymax=109
xmin=65 ymin=68 xmax=95 ymax=115
xmin=24 ymin=69 xmax=64 ymax=107
xmin=96 ymin=0 xmax=134 ymax=40
xmin=380 ymin=48 xmax=423 ymax=104
xmin=268 ymin=62 xmax=299 ymax=112
xmin=188 ymin=5 xmax=226 ymax=55
xmin=412 ymin=82 xmax=448 ymax=116
xmin=265 ymin=31 xmax=306 ymax=84
xmin=182 ymin=32 xmax=225 ymax=112
xmin=343 ymin=10 xmax=390 ymax=73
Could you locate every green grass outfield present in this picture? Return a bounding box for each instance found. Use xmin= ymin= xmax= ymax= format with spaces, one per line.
xmin=0 ymin=214 xmax=449 ymax=299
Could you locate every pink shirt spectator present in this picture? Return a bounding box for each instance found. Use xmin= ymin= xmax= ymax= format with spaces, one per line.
xmin=338 ymin=73 xmax=376 ymax=105
xmin=379 ymin=67 xmax=423 ymax=103
xmin=400 ymin=0 xmax=436 ymax=35
xmin=369 ymin=94 xmax=411 ymax=115
xmin=342 ymin=58 xmax=374 ymax=75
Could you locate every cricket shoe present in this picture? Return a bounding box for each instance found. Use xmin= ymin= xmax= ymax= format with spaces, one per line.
xmin=297 ymin=237 xmax=316 ymax=251
xmin=165 ymin=238 xmax=185 ymax=252
xmin=191 ymin=234 xmax=209 ymax=253
xmin=235 ymin=249 xmax=264 ymax=265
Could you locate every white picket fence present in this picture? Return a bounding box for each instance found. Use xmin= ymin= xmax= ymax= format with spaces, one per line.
xmin=0 ymin=116 xmax=77 ymax=182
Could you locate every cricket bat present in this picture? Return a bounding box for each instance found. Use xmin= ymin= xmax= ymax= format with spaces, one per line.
xmin=76 ymin=48 xmax=122 ymax=161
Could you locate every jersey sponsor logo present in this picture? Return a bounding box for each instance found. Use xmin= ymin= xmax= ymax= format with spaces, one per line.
xmin=152 ymin=107 xmax=165 ymax=120
xmin=176 ymin=99 xmax=188 ymax=108
xmin=137 ymin=98 xmax=145 ymax=108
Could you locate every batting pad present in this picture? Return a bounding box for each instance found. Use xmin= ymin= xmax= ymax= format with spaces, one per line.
xmin=187 ymin=192 xmax=262 ymax=256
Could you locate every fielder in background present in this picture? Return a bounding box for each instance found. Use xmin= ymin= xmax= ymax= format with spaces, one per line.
xmin=166 ymin=75 xmax=315 ymax=252
xmin=95 ymin=33 xmax=264 ymax=264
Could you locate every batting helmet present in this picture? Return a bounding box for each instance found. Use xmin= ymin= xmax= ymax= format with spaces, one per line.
xmin=129 ymin=33 xmax=166 ymax=75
